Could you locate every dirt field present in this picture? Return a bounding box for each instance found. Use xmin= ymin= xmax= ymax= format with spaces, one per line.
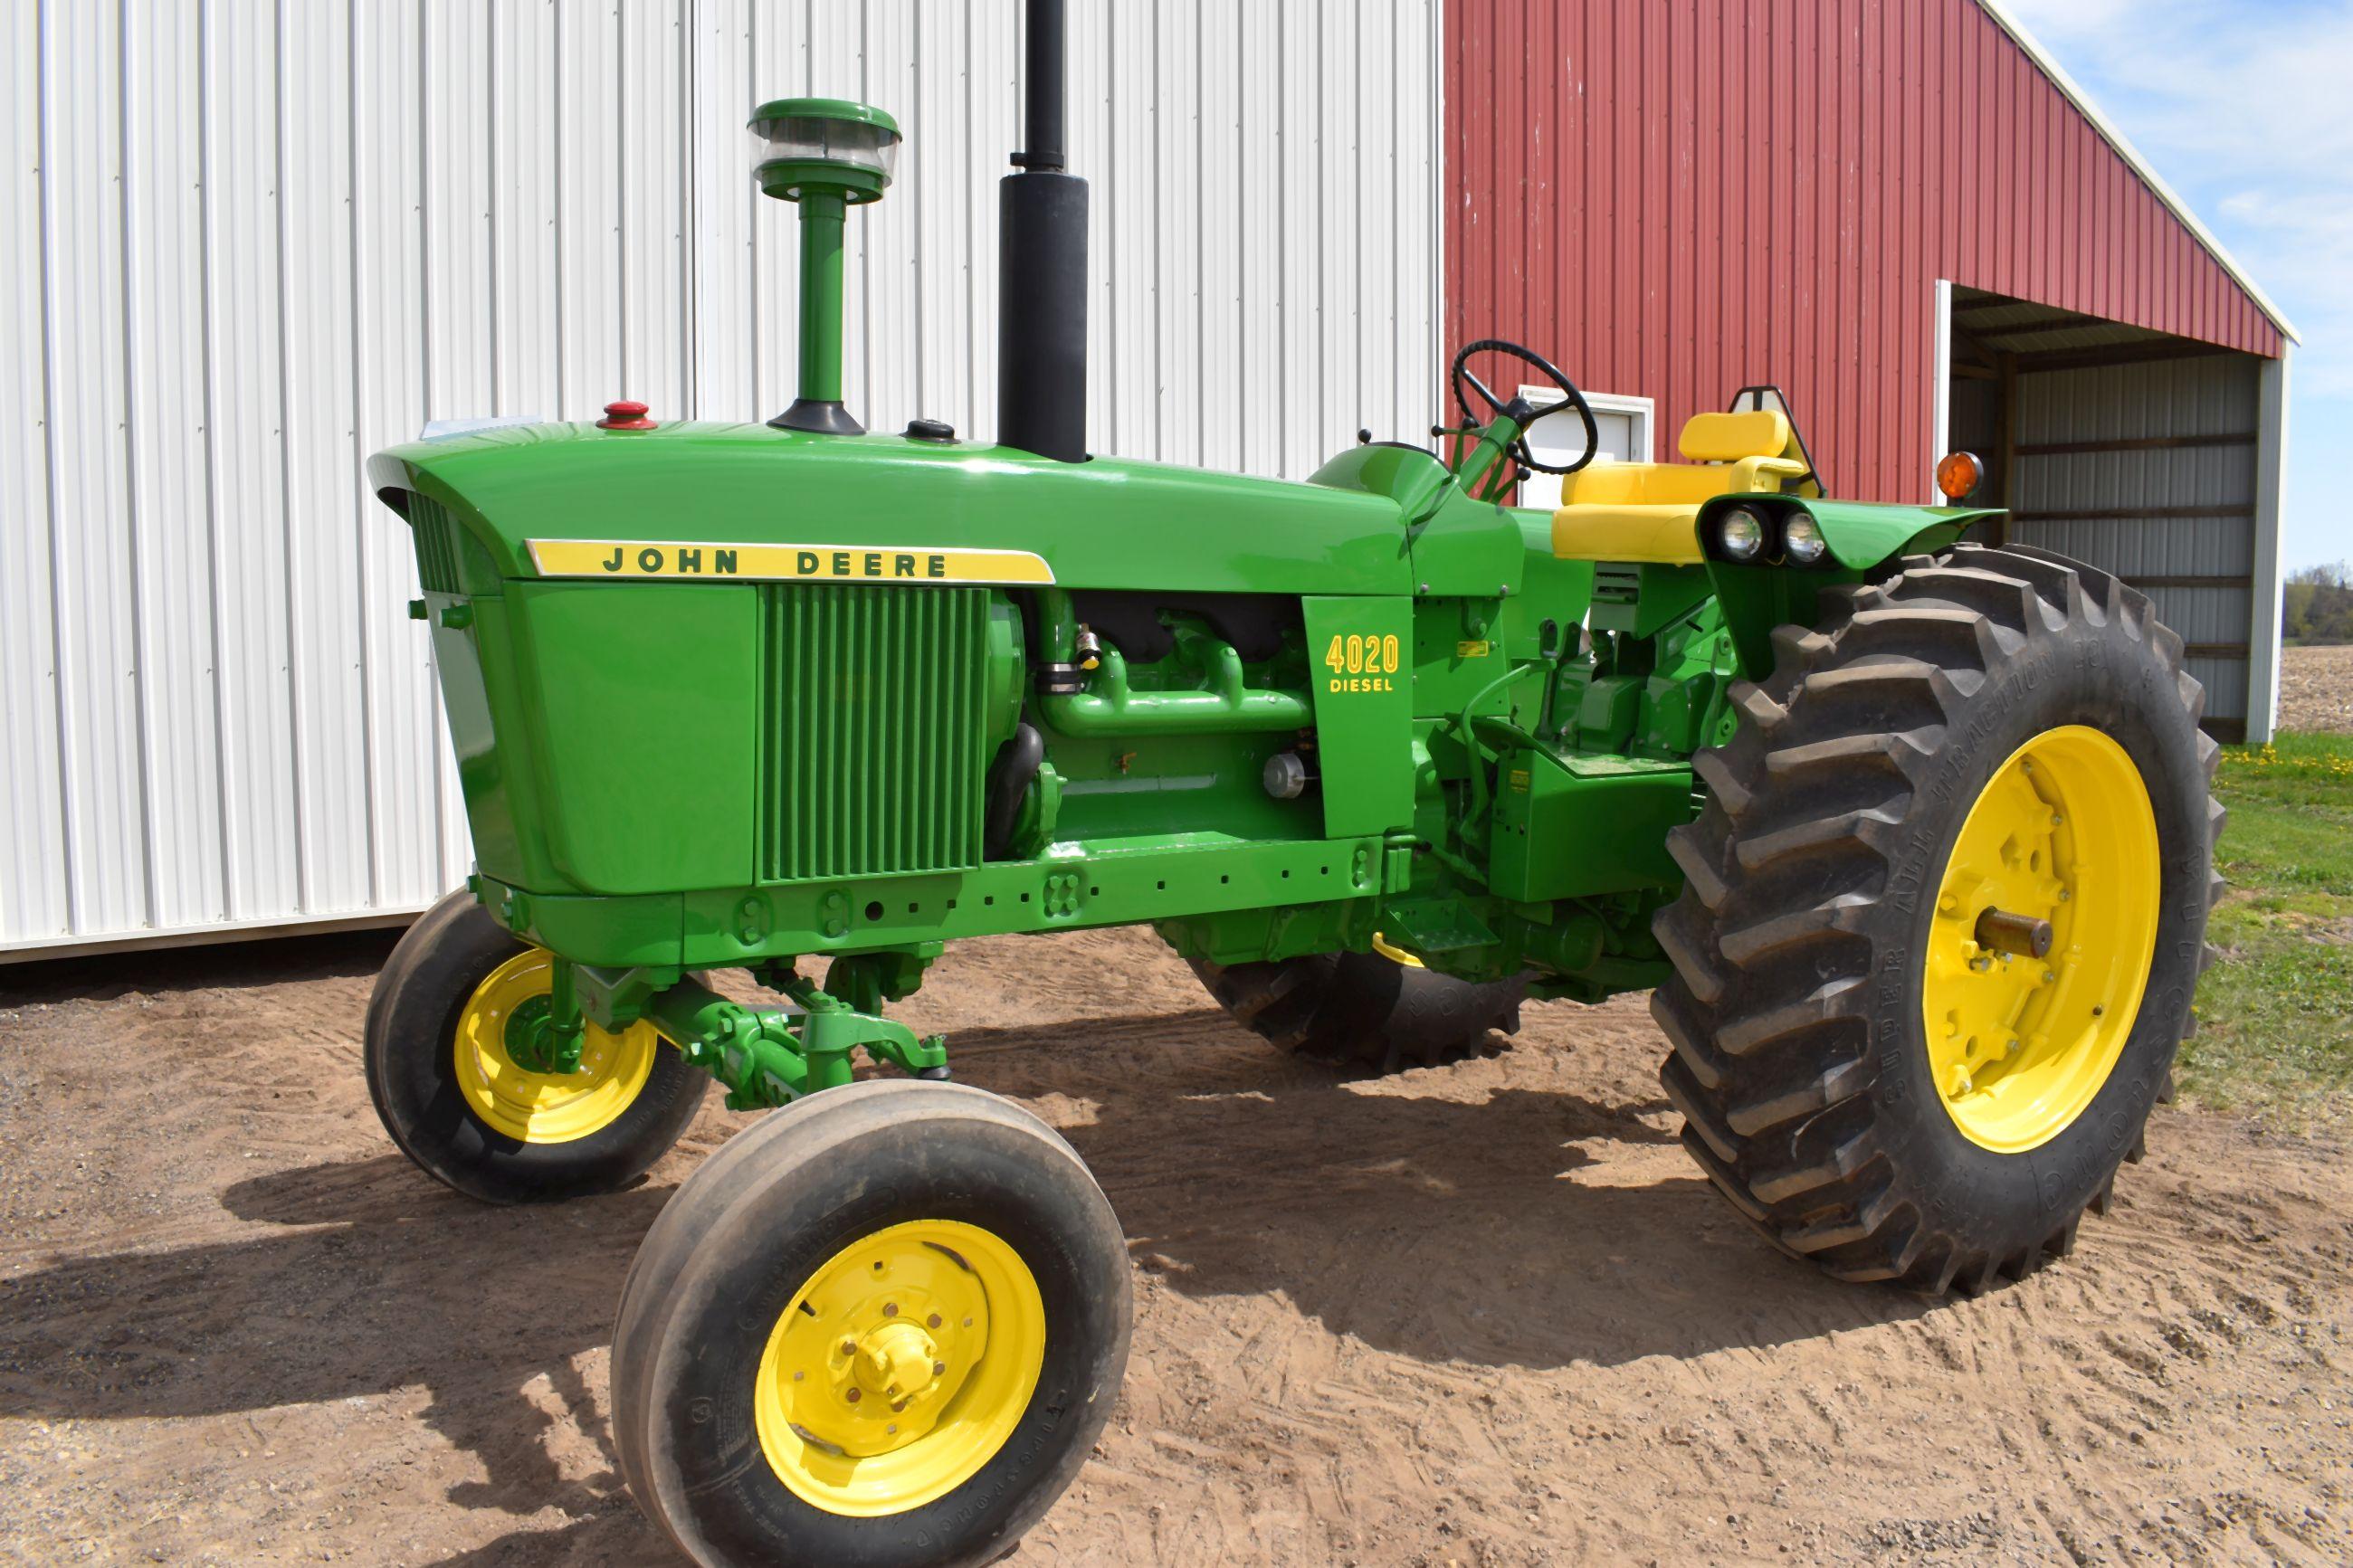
xmin=2278 ymin=644 xmax=2353 ymax=735
xmin=4 ymin=926 xmax=2350 ymax=1567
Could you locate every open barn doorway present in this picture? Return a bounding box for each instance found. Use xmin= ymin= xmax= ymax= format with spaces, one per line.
xmin=1939 ymin=284 xmax=2276 ymax=741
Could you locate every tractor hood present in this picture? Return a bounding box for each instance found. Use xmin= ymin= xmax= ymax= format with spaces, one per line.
xmin=368 ymin=421 xmax=1413 ymax=596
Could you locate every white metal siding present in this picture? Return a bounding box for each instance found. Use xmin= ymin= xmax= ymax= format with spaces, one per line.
xmin=3 ymin=0 xmax=1446 ymax=956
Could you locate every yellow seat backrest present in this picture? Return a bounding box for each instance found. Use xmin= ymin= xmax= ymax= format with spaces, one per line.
xmin=1549 ymin=407 xmax=1806 ymax=565
xmin=1678 ymin=409 xmax=1792 ymax=463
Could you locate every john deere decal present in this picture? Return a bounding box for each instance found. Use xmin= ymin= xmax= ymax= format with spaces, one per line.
xmin=525 ymin=538 xmax=1056 ymax=585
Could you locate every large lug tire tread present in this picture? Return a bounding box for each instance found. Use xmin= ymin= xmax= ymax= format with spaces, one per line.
xmin=1653 ymin=544 xmax=2223 ymax=1296
xmin=610 ymin=1079 xmax=1132 ymax=1568
xmin=1186 ymin=951 xmax=1527 ymax=1073
xmin=364 ymin=889 xmax=708 ymax=1204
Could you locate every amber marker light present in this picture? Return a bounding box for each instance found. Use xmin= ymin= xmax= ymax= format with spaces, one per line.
xmin=1937 ymin=450 xmax=1986 ymax=501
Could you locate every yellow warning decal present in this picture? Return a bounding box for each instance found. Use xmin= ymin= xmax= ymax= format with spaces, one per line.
xmin=526 ymin=539 xmax=1056 ymax=585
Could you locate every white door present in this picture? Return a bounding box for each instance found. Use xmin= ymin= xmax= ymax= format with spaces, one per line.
xmin=1516 ymin=389 xmax=1655 ymax=509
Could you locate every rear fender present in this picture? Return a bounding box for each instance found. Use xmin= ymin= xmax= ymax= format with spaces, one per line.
xmin=1695 ymin=495 xmax=2002 ymax=679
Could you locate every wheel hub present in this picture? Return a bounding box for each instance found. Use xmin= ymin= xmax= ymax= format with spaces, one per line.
xmin=1923 ymin=726 xmax=2160 ymax=1152
xmin=453 ymin=949 xmax=660 ymax=1144
xmin=854 ymin=1320 xmax=943 ymax=1405
xmin=500 ymin=993 xmax=584 ymax=1075
xmin=754 ymin=1219 xmax=1045 ymax=1516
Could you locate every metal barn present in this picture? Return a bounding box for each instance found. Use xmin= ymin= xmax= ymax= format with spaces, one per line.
xmin=3 ymin=0 xmax=2290 ymax=957
xmin=4 ymin=0 xmax=1444 ymax=957
xmin=1449 ymin=0 xmax=2291 ymax=741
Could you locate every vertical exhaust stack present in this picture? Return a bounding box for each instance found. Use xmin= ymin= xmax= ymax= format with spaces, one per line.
xmin=997 ymin=0 xmax=1088 ymax=461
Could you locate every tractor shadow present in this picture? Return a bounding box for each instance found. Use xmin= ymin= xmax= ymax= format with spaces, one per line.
xmin=0 ymin=997 xmax=1927 ymax=1557
xmin=948 ymin=1004 xmax=1935 ymax=1370
xmin=0 ymin=1153 xmax=675 ymax=1555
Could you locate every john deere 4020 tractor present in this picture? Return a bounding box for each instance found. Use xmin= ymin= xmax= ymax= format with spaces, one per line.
xmin=361 ymin=7 xmax=2219 ymax=1563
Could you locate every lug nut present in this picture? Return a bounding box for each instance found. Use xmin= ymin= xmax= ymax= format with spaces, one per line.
xmin=934 ymin=1361 xmax=947 ymax=1377
xmin=929 ymin=1314 xmax=943 ymax=1329
xmin=883 ymin=1303 xmax=897 ymax=1317
xmin=846 ymin=1389 xmax=862 ymax=1403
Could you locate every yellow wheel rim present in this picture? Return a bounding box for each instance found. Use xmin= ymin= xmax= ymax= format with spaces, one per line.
xmin=1922 ymin=726 xmax=2160 ymax=1153
xmin=452 ymin=948 xmax=660 ymax=1145
xmin=753 ymin=1219 xmax=1045 ymax=1518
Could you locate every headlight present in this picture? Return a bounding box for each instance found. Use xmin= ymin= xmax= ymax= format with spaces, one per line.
xmin=1782 ymin=513 xmax=1827 ymax=565
xmin=1717 ymin=508 xmax=1767 ymax=561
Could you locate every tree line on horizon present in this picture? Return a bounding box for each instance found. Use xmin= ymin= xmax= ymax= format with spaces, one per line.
xmin=2284 ymin=562 xmax=2353 ymax=644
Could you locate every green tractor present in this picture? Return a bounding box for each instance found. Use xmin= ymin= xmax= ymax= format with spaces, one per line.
xmin=361 ymin=6 xmax=2219 ymax=1563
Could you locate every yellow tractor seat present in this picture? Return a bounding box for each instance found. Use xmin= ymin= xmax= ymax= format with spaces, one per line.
xmin=1551 ymin=409 xmax=1806 ymax=565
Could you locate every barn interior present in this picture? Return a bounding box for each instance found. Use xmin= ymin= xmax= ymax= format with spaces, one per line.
xmin=1945 ymin=283 xmax=2274 ymax=739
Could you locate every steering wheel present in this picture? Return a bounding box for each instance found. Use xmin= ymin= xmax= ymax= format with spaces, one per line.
xmin=1448 ymin=337 xmax=1599 ymax=475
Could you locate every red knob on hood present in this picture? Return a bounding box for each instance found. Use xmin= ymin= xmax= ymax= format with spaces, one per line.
xmin=598 ymin=399 xmax=656 ymax=431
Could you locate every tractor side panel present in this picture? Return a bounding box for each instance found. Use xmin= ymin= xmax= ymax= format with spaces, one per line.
xmin=1302 ymin=595 xmax=1416 ymax=839
xmin=502 ymin=581 xmax=759 ymax=895
xmin=1490 ymin=748 xmax=1691 ymax=901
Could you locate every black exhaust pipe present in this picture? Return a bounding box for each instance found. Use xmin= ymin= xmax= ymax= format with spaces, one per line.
xmin=997 ymin=0 xmax=1088 ymax=462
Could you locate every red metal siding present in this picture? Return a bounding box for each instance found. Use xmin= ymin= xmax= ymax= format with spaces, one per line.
xmin=1444 ymin=0 xmax=2284 ymax=503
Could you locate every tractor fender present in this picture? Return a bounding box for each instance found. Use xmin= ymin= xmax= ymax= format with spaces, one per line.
xmin=1693 ymin=495 xmax=2004 ymax=679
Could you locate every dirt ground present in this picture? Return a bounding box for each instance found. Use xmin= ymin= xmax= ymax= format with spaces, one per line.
xmin=4 ymin=927 xmax=2351 ymax=1567
xmin=2277 ymin=644 xmax=2353 ymax=734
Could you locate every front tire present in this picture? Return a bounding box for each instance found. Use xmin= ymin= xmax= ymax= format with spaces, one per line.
xmin=611 ymin=1079 xmax=1130 ymax=1568
xmin=365 ymin=889 xmax=707 ymax=1203
xmin=1654 ymin=545 xmax=2221 ymax=1294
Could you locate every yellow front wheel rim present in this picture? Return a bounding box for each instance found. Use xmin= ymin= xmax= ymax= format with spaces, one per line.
xmin=754 ymin=1219 xmax=1046 ymax=1518
xmin=452 ymin=949 xmax=660 ymax=1145
xmin=1922 ymin=725 xmax=2160 ymax=1153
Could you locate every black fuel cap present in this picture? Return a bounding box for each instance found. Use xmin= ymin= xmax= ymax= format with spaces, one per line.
xmin=904 ymin=417 xmax=957 ymax=442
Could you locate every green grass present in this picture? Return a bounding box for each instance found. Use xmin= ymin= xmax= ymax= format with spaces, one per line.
xmin=2181 ymin=729 xmax=2353 ymax=1125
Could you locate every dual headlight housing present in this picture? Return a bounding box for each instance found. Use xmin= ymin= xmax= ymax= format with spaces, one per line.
xmin=1708 ymin=503 xmax=1832 ymax=567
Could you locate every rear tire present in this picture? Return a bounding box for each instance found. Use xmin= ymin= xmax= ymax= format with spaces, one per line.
xmin=1186 ymin=950 xmax=1527 ymax=1073
xmin=366 ymin=889 xmax=707 ymax=1204
xmin=611 ymin=1079 xmax=1130 ymax=1568
xmin=1653 ymin=545 xmax=2221 ymax=1294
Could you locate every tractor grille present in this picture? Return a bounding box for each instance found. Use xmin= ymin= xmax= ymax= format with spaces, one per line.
xmin=758 ymin=584 xmax=991 ymax=882
xmin=409 ymin=494 xmax=465 ymax=594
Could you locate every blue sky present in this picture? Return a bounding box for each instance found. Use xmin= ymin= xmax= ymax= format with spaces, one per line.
xmin=2005 ymin=0 xmax=2349 ymax=570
